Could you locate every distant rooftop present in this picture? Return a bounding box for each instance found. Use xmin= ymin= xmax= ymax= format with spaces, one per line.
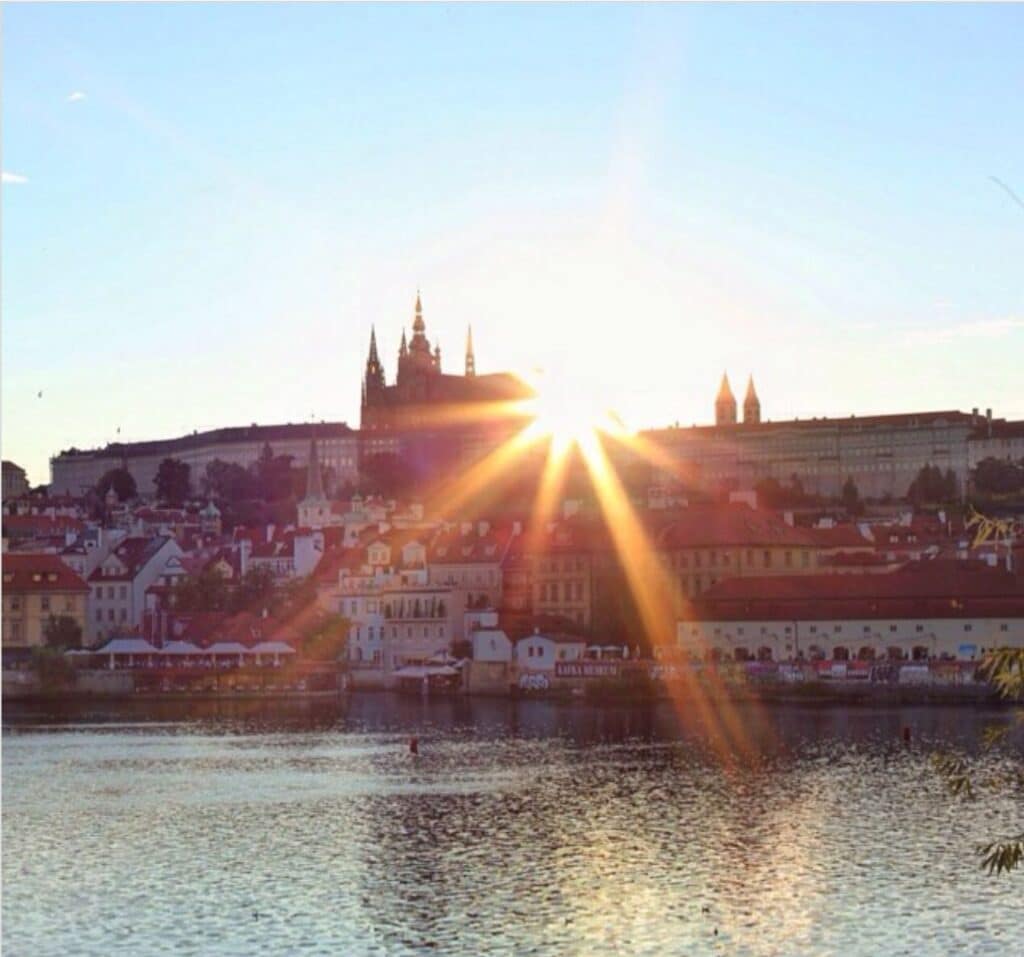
xmin=55 ymin=421 xmax=354 ymax=460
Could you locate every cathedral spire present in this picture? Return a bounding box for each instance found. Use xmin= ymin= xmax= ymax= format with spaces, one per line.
xmin=368 ymin=325 xmax=380 ymax=364
xmin=465 ymin=325 xmax=476 ymax=377
xmin=399 ymin=328 xmax=408 ymax=357
xmin=715 ymin=372 xmax=737 ymax=426
xmin=302 ymin=430 xmax=326 ymax=503
xmin=413 ymin=290 xmax=425 ymax=334
xmin=364 ymin=326 xmax=385 ymax=392
xmin=743 ymin=375 xmax=761 ymax=425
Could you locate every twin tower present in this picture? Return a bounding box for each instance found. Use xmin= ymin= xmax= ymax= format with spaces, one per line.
xmin=715 ymin=373 xmax=760 ymax=426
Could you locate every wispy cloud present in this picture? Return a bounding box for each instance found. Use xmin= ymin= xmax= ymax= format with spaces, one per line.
xmin=2 ymin=171 xmax=29 ymax=185
xmin=905 ymin=317 xmax=1024 ymax=345
xmin=67 ymin=91 xmax=87 ymax=103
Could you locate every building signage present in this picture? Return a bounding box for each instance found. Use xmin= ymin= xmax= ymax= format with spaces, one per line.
xmin=555 ymin=661 xmax=621 ymax=679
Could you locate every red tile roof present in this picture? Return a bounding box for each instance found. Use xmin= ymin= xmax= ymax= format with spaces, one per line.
xmin=2 ymin=553 xmax=89 ymax=593
xmin=689 ymin=560 xmax=1024 ymax=621
xmin=88 ymin=536 xmax=173 ymax=582
xmin=655 ymin=505 xmax=816 ymax=549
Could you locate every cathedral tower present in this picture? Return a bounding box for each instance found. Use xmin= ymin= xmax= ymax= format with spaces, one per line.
xmin=715 ymin=373 xmax=737 ymax=426
xmin=743 ymin=375 xmax=761 ymax=425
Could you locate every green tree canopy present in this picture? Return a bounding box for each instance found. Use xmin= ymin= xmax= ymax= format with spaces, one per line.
xmin=97 ymin=467 xmax=137 ymax=503
xmin=972 ymin=457 xmax=1024 ymax=498
xmin=43 ymin=614 xmax=83 ymax=652
xmin=203 ymin=459 xmax=257 ymax=502
xmin=173 ymin=567 xmax=231 ymax=613
xmin=908 ymin=464 xmax=958 ymax=506
xmin=154 ymin=457 xmax=192 ymax=505
xmin=841 ymin=476 xmax=863 ymax=516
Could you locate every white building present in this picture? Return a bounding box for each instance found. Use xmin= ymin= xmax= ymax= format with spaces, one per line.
xmin=86 ymin=535 xmax=183 ymax=645
xmin=677 ymin=560 xmax=1024 ymax=663
xmin=514 ymin=633 xmax=588 ymax=672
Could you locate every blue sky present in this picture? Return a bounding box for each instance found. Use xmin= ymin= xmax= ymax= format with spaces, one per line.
xmin=3 ymin=3 xmax=1023 ymax=485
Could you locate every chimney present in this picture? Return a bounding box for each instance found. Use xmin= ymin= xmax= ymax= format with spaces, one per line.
xmin=986 ymin=408 xmax=992 ymax=437
xmin=972 ymin=407 xmax=979 ymax=427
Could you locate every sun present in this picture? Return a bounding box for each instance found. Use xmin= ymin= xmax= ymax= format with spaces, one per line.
xmin=520 ymin=370 xmax=623 ymax=452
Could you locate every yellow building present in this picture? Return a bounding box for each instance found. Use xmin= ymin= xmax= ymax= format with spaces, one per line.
xmin=2 ymin=554 xmax=89 ymax=659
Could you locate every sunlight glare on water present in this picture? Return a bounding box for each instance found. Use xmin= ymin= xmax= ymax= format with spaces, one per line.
xmin=3 ymin=697 xmax=1022 ymax=957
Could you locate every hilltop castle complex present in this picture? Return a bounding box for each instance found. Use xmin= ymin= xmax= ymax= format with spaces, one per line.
xmin=46 ymin=294 xmax=1023 ymax=501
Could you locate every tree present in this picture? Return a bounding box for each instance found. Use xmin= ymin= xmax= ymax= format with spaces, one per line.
xmin=154 ymin=457 xmax=192 ymax=505
xmin=253 ymin=443 xmax=295 ymax=502
xmin=360 ymin=452 xmax=412 ymax=498
xmin=232 ymin=565 xmax=277 ymax=613
xmin=907 ymin=463 xmax=957 ymax=506
xmin=935 ymin=648 xmax=1024 ymax=875
xmin=841 ymin=476 xmax=863 ymax=516
xmin=43 ymin=614 xmax=83 ymax=651
xmin=97 ymin=467 xmax=137 ymax=502
xmin=173 ymin=568 xmax=231 ymax=613
xmin=297 ymin=614 xmax=351 ymax=661
xmin=203 ymin=459 xmax=256 ymax=502
xmin=972 ymin=457 xmax=1024 ymax=498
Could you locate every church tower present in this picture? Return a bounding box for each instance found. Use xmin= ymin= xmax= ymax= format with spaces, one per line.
xmin=465 ymin=325 xmax=476 ymax=377
xmin=362 ymin=326 xmax=385 ymax=412
xmin=743 ymin=375 xmax=761 ymax=425
xmin=298 ymin=430 xmax=329 ymax=528
xmin=715 ymin=373 xmax=737 ymax=426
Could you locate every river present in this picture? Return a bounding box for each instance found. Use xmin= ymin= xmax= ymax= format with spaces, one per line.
xmin=3 ymin=695 xmax=1022 ymax=956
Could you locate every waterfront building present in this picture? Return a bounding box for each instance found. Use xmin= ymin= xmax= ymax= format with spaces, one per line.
xmin=1 ymin=554 xmax=90 ymax=663
xmin=676 ymin=559 xmax=1024 ymax=662
xmin=514 ymin=632 xmax=588 ymax=675
xmin=319 ymin=530 xmax=457 ymax=686
xmin=426 ymin=521 xmax=519 ymax=640
xmin=86 ymin=535 xmax=184 ymax=645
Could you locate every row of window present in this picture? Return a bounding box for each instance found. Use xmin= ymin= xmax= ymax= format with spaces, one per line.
xmin=668 ymin=549 xmax=811 ymax=571
xmin=6 ymin=596 xmax=76 ymax=613
xmin=537 ymin=559 xmax=586 ymax=574
xmin=94 ymin=585 xmax=129 ymax=601
xmin=353 ymin=624 xmax=447 ymax=641
xmin=537 ymin=581 xmax=585 ymax=603
xmin=688 ymin=622 xmax=1012 ymax=637
xmin=96 ymin=608 xmax=128 ymax=623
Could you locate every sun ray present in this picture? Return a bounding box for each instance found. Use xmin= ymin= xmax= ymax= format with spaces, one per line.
xmin=576 ymin=429 xmax=762 ymax=764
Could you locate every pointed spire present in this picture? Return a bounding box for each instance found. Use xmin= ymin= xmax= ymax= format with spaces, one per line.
xmin=412 ymin=290 xmax=425 ymax=334
xmin=715 ymin=372 xmax=737 ymax=426
xmin=717 ymin=372 xmax=735 ymax=400
xmin=368 ymin=325 xmax=380 ymax=364
xmin=399 ymin=328 xmax=408 ymax=356
xmin=465 ymin=325 xmax=476 ymax=377
xmin=364 ymin=326 xmax=384 ymax=391
xmin=743 ymin=374 xmax=761 ymax=425
xmin=303 ymin=430 xmax=326 ymax=503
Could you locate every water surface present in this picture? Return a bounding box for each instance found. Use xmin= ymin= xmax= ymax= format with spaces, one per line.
xmin=4 ymin=696 xmax=1022 ymax=956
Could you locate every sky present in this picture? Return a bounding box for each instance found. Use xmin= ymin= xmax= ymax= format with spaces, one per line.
xmin=3 ymin=3 xmax=1023 ymax=486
